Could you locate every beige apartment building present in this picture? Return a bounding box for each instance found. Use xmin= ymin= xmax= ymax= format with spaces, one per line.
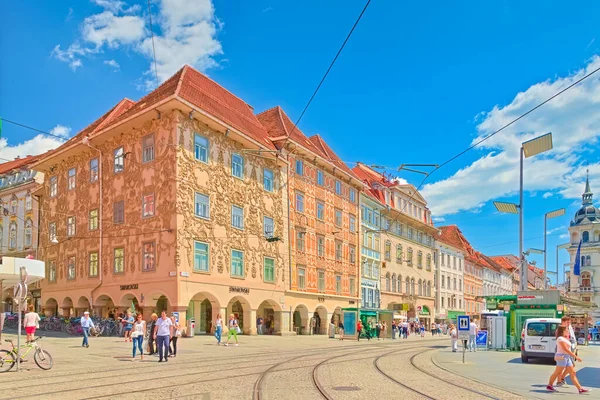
xmin=35 ymin=65 xmax=290 ymax=334
xmin=353 ymin=163 xmax=437 ymax=327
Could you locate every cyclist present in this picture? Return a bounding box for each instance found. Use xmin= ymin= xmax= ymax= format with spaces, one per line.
xmin=23 ymin=305 xmax=40 ymax=342
xmin=80 ymin=311 xmax=95 ymax=348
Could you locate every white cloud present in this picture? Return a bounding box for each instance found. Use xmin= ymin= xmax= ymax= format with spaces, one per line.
xmin=422 ymin=56 xmax=600 ymax=215
xmin=54 ymin=0 xmax=222 ymax=87
xmin=546 ymin=225 xmax=567 ymax=235
xmin=49 ymin=124 xmax=72 ymax=138
xmin=559 ymin=233 xmax=570 ymax=240
xmin=104 ymin=59 xmax=120 ymax=70
xmin=138 ymin=0 xmax=223 ymax=88
xmin=543 ymin=192 xmax=554 ymax=199
xmin=432 ymin=217 xmax=445 ymax=223
xmin=0 ymin=135 xmax=64 ymax=161
xmin=66 ymin=7 xmax=74 ymax=21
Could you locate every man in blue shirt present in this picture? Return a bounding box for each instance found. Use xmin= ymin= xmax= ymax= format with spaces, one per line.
xmin=153 ymin=311 xmax=173 ymax=362
xmin=80 ymin=311 xmax=95 ymax=348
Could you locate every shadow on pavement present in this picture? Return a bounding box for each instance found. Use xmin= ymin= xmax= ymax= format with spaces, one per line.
xmin=565 ymin=367 xmax=600 ymax=389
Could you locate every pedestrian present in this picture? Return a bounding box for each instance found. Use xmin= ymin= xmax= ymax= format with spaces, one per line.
xmin=357 ymin=320 xmax=363 ymax=341
xmin=147 ymin=313 xmax=158 ymax=355
xmin=547 ymin=326 xmax=589 ymax=393
xmin=121 ymin=311 xmax=134 ymax=342
xmin=117 ymin=311 xmax=126 ymax=337
xmin=338 ymin=320 xmax=345 ymax=341
xmin=131 ymin=313 xmax=146 ymax=361
xmin=375 ymin=321 xmax=382 ymax=340
xmin=310 ymin=317 xmax=316 ymax=335
xmin=450 ymin=324 xmax=458 ymax=352
xmin=420 ymin=324 xmax=425 ymax=337
xmin=257 ymin=316 xmax=263 ymax=335
xmin=23 ymin=305 xmax=40 ymax=342
xmin=80 ymin=311 xmax=95 ymax=348
xmin=153 ymin=311 xmax=173 ymax=362
xmin=214 ymin=313 xmax=223 ymax=345
xmin=468 ymin=321 xmax=478 ymax=352
xmin=169 ymin=316 xmax=182 ymax=358
xmin=554 ymin=316 xmax=578 ymax=387
xmin=225 ymin=314 xmax=239 ymax=347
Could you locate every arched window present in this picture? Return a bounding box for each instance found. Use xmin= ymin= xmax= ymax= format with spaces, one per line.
xmin=427 ymin=281 xmax=432 ymax=297
xmin=405 ymin=277 xmax=410 ymax=293
xmin=385 ymin=240 xmax=391 ymax=261
xmin=417 ymin=251 xmax=423 ymax=268
xmin=397 ymin=274 xmax=402 ymax=293
xmin=396 ymin=244 xmax=403 ymax=263
xmin=581 ymin=272 xmax=592 ymax=287
xmin=411 ymin=278 xmax=415 ymax=295
xmin=24 ymin=218 xmax=32 ymax=248
xmin=391 ymin=273 xmax=397 ymax=292
xmin=581 ymin=256 xmax=586 ymax=268
xmin=583 ymin=231 xmax=590 ymax=243
xmin=385 ymin=272 xmax=391 ymax=291
xmin=407 ymin=248 xmax=413 ymax=265
xmin=586 ymin=255 xmax=591 ymax=266
xmin=9 ymin=222 xmax=17 ymax=250
xmin=418 ymin=279 xmax=423 ymax=295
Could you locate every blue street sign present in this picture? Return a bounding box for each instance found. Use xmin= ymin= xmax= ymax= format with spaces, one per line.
xmin=458 ymin=315 xmax=470 ymax=331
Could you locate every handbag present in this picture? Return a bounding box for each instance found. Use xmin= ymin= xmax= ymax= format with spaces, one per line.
xmin=175 ymin=329 xmax=182 ymax=338
xmin=236 ymin=326 xmax=242 ymax=334
xmin=131 ymin=331 xmax=140 ymax=338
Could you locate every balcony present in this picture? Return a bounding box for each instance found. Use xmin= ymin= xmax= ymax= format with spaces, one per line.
xmin=579 ymin=286 xmax=594 ymax=293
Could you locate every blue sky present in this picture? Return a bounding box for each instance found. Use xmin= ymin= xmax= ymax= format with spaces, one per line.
xmin=2 ymin=0 xmax=600 ymax=283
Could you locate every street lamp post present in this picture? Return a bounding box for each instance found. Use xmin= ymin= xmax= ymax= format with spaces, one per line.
xmin=494 ymin=132 xmax=553 ymax=292
xmin=543 ymin=208 xmax=565 ymax=289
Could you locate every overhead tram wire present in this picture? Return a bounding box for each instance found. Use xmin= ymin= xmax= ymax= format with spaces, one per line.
xmin=146 ymin=0 xmax=160 ymax=89
xmin=0 ymin=118 xmax=67 ymax=142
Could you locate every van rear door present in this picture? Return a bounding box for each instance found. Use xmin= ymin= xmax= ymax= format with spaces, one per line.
xmin=525 ymin=321 xmax=551 ymax=354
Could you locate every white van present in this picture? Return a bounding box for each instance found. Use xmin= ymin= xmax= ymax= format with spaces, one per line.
xmin=521 ymin=318 xmax=561 ymax=363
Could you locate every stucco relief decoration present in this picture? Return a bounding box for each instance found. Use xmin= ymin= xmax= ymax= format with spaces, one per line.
xmin=175 ymin=112 xmax=285 ymax=282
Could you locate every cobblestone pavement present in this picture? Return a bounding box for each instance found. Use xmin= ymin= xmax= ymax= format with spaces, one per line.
xmin=0 ymin=331 xmax=564 ymax=400
xmin=434 ymin=343 xmax=600 ymax=399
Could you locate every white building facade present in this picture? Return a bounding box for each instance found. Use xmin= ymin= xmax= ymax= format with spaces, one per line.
xmin=435 ymin=240 xmax=465 ymax=322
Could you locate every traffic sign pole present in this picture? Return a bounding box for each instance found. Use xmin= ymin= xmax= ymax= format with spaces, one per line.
xmin=457 ymin=315 xmax=470 ymax=364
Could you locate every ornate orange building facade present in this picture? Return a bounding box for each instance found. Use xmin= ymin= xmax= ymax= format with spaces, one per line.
xmin=258 ymin=107 xmax=363 ymax=334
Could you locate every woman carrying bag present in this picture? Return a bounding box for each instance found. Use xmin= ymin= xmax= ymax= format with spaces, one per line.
xmin=131 ymin=313 xmax=146 ymax=361
xmin=169 ymin=316 xmax=182 ymax=357
xmin=224 ymin=314 xmax=240 ymax=347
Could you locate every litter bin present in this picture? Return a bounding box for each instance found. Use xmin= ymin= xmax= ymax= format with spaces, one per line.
xmin=187 ymin=318 xmax=195 ymax=338
xmin=328 ymin=322 xmax=335 ymax=338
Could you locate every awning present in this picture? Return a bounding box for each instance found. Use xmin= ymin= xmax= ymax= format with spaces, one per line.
xmin=0 ymin=257 xmax=45 ymax=288
xmin=393 ymin=314 xmax=407 ymax=320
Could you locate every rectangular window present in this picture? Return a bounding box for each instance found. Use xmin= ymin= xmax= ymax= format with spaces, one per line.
xmin=89 ymin=252 xmax=98 ymax=277
xmin=114 ymin=248 xmax=124 ymax=273
xmin=114 ymin=147 xmax=124 ymax=173
xmin=231 ymin=249 xmax=244 ymax=277
xmin=25 ymin=195 xmax=32 ymax=211
xmin=335 ymin=240 xmax=343 ymax=261
xmin=335 ymin=180 xmax=342 ymax=195
xmin=441 ymin=297 xmax=444 ymax=308
xmin=89 ymin=209 xmax=98 ymax=231
xmin=417 ymin=231 xmax=422 ymax=243
xmin=194 ymin=241 xmax=209 ymax=272
xmin=295 ymin=191 xmax=304 ymax=212
xmin=296 ymin=230 xmax=305 ymax=252
xmin=408 ymin=228 xmax=413 ymax=240
xmin=67 ymin=256 xmax=76 ymax=280
xmin=90 ymin=158 xmax=99 ymax=182
xmin=317 ymin=235 xmax=325 ymax=257
xmin=441 ymin=275 xmax=445 ymax=288
xmin=335 ymin=209 xmax=342 ymax=227
xmin=318 ymin=270 xmax=325 ymax=292
xmin=349 ymin=215 xmax=356 ymax=233
xmin=194 ymin=192 xmax=210 ymax=219
xmin=194 ymin=133 xmax=209 ymax=163
xmin=336 ymin=275 xmax=342 ymax=294
xmin=264 ymin=257 xmax=275 ymax=282
xmin=142 ymin=242 xmax=156 ymax=271
xmin=349 ymin=245 xmax=356 ymax=264
xmin=67 ymin=216 xmax=76 ymax=237
xmin=231 ymin=205 xmax=244 ymax=229
xmin=231 ymin=153 xmax=244 ymax=179
xmin=142 ymin=134 xmax=155 ymax=163
xmin=67 ymin=168 xmax=76 ymax=190
xmin=263 ymin=216 xmax=274 ymax=238
xmin=263 ymin=168 xmax=274 ymax=192
xmin=349 ymin=188 xmax=356 ymax=203
xmin=316 ymin=201 xmax=325 ymax=220
xmin=113 ymin=201 xmax=124 ymax=224
xmin=317 ymin=170 xmax=324 ymax=186
xmin=295 ymin=160 xmax=303 ymax=175
xmin=142 ymin=194 xmax=155 ymax=217
xmin=50 ymin=176 xmax=57 ymax=197
xmin=298 ymin=266 xmax=306 ymax=289
xmin=49 ymin=260 xmax=56 ymax=282
xmin=349 ymin=277 xmax=356 ymax=296
xmin=49 ymin=222 xmax=57 ymax=242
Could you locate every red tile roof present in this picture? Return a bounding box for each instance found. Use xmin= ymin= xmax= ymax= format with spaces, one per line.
xmin=352 ymin=163 xmax=396 ymax=205
xmin=0 ymin=155 xmax=38 ymax=175
xmin=438 ymin=225 xmax=497 ymax=269
xmin=490 ymin=255 xmax=518 ymax=272
xmin=256 ymin=106 xmax=359 ymax=179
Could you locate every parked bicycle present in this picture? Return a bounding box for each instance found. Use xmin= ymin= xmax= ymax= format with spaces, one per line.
xmin=0 ymin=337 xmax=53 ymax=372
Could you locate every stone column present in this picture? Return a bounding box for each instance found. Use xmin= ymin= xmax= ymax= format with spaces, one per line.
xmin=220 ymin=307 xmax=229 ymax=333
xmin=248 ymin=309 xmax=257 ymax=335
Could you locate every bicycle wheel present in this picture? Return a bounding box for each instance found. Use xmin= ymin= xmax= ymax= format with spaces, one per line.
xmin=0 ymin=350 xmax=16 ymax=373
xmin=34 ymin=349 xmax=53 ymax=370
